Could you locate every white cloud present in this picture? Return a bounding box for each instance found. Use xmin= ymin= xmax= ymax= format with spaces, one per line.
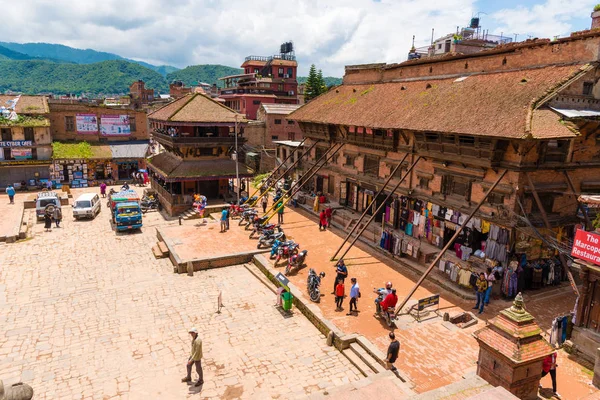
xmin=3 ymin=0 xmax=595 ymax=77
xmin=0 ymin=0 xmax=480 ymax=76
xmin=490 ymin=0 xmax=597 ymax=40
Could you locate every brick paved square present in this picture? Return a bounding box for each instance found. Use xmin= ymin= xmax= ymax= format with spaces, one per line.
xmin=0 ymin=191 xmax=361 ymax=399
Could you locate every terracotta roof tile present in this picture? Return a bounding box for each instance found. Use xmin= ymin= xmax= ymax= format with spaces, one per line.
xmin=289 ymin=64 xmax=590 ymax=139
xmin=530 ymin=108 xmax=578 ymax=139
xmin=147 ymin=151 xmax=252 ymax=181
xmin=149 ymin=94 xmax=246 ymax=124
xmin=0 ymin=95 xmax=49 ymax=114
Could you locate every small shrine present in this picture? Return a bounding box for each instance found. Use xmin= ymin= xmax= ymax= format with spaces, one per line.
xmin=473 ymin=293 xmax=554 ymax=399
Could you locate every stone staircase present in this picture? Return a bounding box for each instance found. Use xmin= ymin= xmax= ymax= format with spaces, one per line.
xmin=152 ymin=240 xmax=170 ymax=259
xmin=341 ymin=341 xmax=387 ymax=378
xmin=179 ymin=208 xmax=200 ymax=221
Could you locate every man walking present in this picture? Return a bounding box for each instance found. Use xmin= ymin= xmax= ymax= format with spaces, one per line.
xmin=261 ymin=195 xmax=268 ymax=214
xmin=182 ymin=327 xmax=204 ymax=387
xmin=277 ymin=201 xmax=284 ymax=224
xmin=347 ymin=277 xmax=360 ymax=316
xmin=332 ymin=259 xmax=348 ymax=294
xmin=220 ymin=207 xmax=228 ymax=232
xmin=325 ymin=206 xmax=333 ymax=227
xmin=6 ymin=184 xmax=15 ymax=204
xmin=225 ymin=206 xmax=230 ymax=230
xmin=53 ymin=206 xmax=63 ymax=228
xmin=540 ymin=352 xmax=560 ymax=398
xmin=473 ymin=272 xmax=488 ymax=314
xmin=386 ymin=332 xmax=400 ymax=372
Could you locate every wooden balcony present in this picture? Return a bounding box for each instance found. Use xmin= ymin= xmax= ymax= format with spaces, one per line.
xmin=153 ymin=131 xmax=244 ymax=148
xmin=342 ymin=132 xmax=396 ymax=151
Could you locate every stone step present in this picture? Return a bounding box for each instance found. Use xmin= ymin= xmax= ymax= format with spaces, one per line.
xmin=151 ymin=244 xmax=165 ymax=259
xmin=157 ymin=241 xmax=169 ymax=256
xmin=341 ymin=348 xmax=375 ymax=378
xmin=349 ymin=342 xmax=386 ymax=374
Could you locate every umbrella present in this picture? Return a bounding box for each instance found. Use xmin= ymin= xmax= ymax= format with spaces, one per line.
xmin=138 ymin=169 xmax=147 ymax=173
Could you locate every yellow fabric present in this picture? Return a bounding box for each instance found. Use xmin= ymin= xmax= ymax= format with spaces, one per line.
xmin=481 ymin=220 xmax=490 ymax=234
xmin=190 ymin=336 xmax=203 ymax=361
xmin=313 ymin=196 xmax=319 ymax=212
xmin=476 ymin=278 xmax=488 ymax=293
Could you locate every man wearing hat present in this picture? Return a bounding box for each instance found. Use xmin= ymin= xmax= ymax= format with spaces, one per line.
xmin=182 ymin=327 xmax=204 ymax=386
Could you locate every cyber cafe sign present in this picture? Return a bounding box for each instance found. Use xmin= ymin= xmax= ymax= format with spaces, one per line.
xmin=0 ymin=140 xmax=33 ymax=147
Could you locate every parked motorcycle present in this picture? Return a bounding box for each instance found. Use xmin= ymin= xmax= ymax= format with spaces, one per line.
xmin=275 ymin=241 xmax=299 ymax=264
xmin=374 ymin=288 xmax=397 ymax=327
xmin=249 ymin=222 xmax=281 ymax=238
xmin=270 ymin=239 xmax=285 ymax=259
xmin=246 ymin=215 xmax=268 ymax=231
xmin=258 ymin=231 xmax=285 ymax=249
xmin=285 ymin=250 xmax=308 ymax=275
xmin=239 ymin=209 xmax=258 ymax=226
xmin=230 ymin=203 xmax=251 ymax=219
xmin=140 ymin=197 xmax=161 ymax=213
xmin=307 ymin=268 xmax=326 ymax=303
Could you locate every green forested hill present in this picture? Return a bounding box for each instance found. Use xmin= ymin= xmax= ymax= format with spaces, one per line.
xmin=297 ymin=76 xmax=342 ymax=87
xmin=166 ymin=65 xmax=243 ymax=87
xmin=0 ymin=59 xmax=168 ymax=94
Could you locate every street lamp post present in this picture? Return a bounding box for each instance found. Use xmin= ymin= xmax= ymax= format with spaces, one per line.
xmin=234 ymin=114 xmax=240 ymax=204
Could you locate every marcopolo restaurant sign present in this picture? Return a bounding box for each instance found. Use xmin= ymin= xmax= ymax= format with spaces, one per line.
xmin=0 ymin=140 xmax=33 ymax=147
xmin=572 ymin=229 xmax=600 ymax=267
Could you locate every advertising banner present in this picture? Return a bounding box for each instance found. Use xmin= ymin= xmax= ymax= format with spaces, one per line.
xmin=76 ymin=114 xmax=98 ymax=134
xmin=100 ymin=115 xmax=131 ymax=136
xmin=11 ymin=148 xmax=32 ymax=160
xmin=572 ymin=229 xmax=600 ymax=266
xmin=0 ymin=140 xmax=33 ymax=147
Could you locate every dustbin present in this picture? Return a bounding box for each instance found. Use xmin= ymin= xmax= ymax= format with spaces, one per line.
xmin=282 ymin=291 xmax=293 ymax=311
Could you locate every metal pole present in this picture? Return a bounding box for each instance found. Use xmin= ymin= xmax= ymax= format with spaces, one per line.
xmin=330 ymin=153 xmax=409 ymax=261
xmin=262 ymin=141 xmax=335 ymax=217
xmin=395 ymin=169 xmax=508 ymax=315
xmin=250 ymin=139 xmax=318 ymax=207
xmin=245 ymin=138 xmax=307 ymax=204
xmin=525 ymin=172 xmax=579 ymax=297
xmin=263 ymin=143 xmax=344 ymax=224
xmin=235 ymin=115 xmax=240 ymax=204
xmin=563 ymin=170 xmax=591 ymax=230
xmin=336 ymin=156 xmax=422 ymax=262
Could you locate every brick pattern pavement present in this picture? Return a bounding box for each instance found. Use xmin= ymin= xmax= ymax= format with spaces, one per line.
xmin=0 ymin=194 xmax=361 ymax=399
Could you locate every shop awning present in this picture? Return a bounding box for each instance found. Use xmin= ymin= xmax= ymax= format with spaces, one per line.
xmin=147 ymin=151 xmax=253 ymax=182
xmin=109 ymin=141 xmax=149 ymax=159
xmin=550 ymin=107 xmax=600 ymax=118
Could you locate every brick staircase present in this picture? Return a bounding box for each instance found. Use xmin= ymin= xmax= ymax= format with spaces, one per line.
xmin=152 ymin=240 xmax=170 ymax=259
xmin=179 ymin=207 xmax=200 ymax=221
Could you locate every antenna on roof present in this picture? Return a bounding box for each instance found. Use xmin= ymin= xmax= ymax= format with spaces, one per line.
xmin=431 ymin=28 xmax=435 ymax=45
xmin=411 ymin=35 xmax=415 ymax=50
xmin=514 ymin=33 xmax=519 ymax=42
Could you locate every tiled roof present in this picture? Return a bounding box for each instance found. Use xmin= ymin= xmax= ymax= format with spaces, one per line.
xmin=261 ymin=104 xmax=302 ymax=115
xmin=530 ymin=108 xmax=577 ymax=139
xmin=147 ymin=151 xmax=253 ymax=181
xmin=148 ymin=94 xmax=246 ymax=124
xmin=289 ymin=64 xmax=590 ymax=139
xmin=0 ymin=95 xmax=49 ymax=114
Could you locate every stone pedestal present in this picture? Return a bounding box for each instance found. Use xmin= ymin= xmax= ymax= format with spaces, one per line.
xmin=474 ymin=293 xmax=554 ymax=400
xmin=593 ymin=347 xmax=600 ymax=388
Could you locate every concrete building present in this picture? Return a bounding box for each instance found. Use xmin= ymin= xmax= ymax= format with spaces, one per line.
xmin=0 ymin=95 xmax=52 ymax=187
xmin=245 ymin=104 xmax=303 ymax=148
xmin=289 ymin=24 xmax=600 ymax=301
xmin=219 ymin=43 xmax=299 ymax=120
xmin=147 ymin=93 xmax=252 ymax=216
xmin=48 ymin=103 xmax=150 ymax=184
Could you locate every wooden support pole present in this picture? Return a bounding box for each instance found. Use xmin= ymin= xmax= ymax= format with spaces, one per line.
xmin=395 ymin=169 xmax=508 ymax=315
xmin=563 ymin=170 xmax=591 ymax=230
xmin=330 ymin=153 xmax=410 ymax=261
xmin=263 ymin=143 xmax=344 ymax=224
xmin=525 ymin=172 xmax=579 ymax=297
xmin=244 ymin=138 xmax=306 ymax=204
xmin=250 ymin=139 xmax=317 ymax=207
xmin=336 ymin=156 xmax=423 ymax=263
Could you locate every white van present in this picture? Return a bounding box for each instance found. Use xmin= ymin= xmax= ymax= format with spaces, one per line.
xmin=36 ymin=191 xmax=62 ymax=219
xmin=73 ymin=193 xmax=101 ymax=219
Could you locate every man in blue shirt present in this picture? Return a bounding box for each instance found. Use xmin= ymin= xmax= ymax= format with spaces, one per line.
xmin=220 ymin=208 xmax=228 ymax=232
xmin=6 ymin=185 xmax=15 ymax=204
xmin=332 ymin=259 xmax=348 ymax=294
xmin=347 ymin=277 xmax=360 ymax=316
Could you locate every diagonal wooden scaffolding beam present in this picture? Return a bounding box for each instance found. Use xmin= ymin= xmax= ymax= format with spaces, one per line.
xmin=263 ymin=143 xmax=345 ymax=224
xmin=525 ymin=172 xmax=579 ymax=297
xmin=563 ymin=170 xmax=592 ymax=230
xmin=395 ymin=169 xmax=508 ymax=315
xmin=335 ymin=156 xmax=423 ymax=263
xmin=248 ymin=139 xmax=317 ymax=207
xmin=330 ymin=153 xmax=410 ymax=261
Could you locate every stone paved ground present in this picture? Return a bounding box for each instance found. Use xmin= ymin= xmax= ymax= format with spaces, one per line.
xmin=0 ymin=190 xmax=25 ymax=239
xmin=0 ymin=186 xmax=362 ymax=399
xmin=265 ymin=204 xmax=600 ymax=399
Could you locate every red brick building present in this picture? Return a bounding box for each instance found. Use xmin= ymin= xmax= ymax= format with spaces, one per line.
xmin=219 ymin=44 xmax=299 ymax=120
xmin=289 ymin=26 xmax=600 ymax=298
xmin=129 ymin=80 xmax=155 ymax=105
xmin=169 ymin=81 xmax=193 ymax=99
xmin=147 ymin=93 xmax=252 ymax=215
xmin=244 ymin=104 xmax=302 ymax=148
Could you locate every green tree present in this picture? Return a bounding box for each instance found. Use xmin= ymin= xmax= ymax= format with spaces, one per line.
xmin=317 ymin=69 xmax=326 ymax=96
xmin=304 ymin=64 xmax=318 ymax=102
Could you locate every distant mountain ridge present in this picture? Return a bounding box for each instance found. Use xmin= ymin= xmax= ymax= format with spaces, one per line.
xmin=0 ymin=42 xmax=179 ymax=76
xmin=0 ymin=41 xmax=342 ymax=95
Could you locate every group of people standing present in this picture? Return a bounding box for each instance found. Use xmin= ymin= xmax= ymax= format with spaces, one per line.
xmin=43 ymin=207 xmax=62 ymax=232
xmin=473 ymin=266 xmax=497 ymax=314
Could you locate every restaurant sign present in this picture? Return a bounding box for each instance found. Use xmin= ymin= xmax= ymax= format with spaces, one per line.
xmin=0 ymin=140 xmax=33 ymax=147
xmin=572 ymin=229 xmax=600 ymax=267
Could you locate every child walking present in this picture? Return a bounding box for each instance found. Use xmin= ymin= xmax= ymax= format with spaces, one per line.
xmin=335 ymin=279 xmax=345 ymax=311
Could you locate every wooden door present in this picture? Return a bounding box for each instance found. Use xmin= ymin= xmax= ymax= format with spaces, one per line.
xmin=587 ymin=281 xmax=600 ymax=332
